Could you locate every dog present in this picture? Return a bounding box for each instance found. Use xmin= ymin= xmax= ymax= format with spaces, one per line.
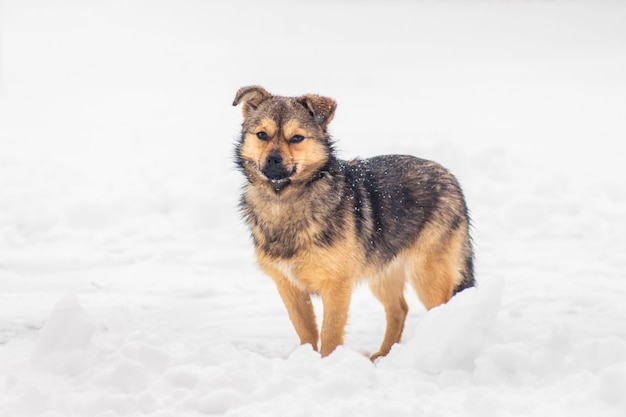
xmin=232 ymin=86 xmax=474 ymax=359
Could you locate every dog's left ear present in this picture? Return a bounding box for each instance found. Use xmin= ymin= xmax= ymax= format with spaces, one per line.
xmin=297 ymin=94 xmax=337 ymax=131
xmin=232 ymin=86 xmax=272 ymax=118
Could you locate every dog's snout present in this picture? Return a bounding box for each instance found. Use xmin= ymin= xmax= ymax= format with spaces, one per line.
xmin=265 ymin=153 xmax=283 ymax=167
xmin=262 ymin=152 xmax=289 ymax=181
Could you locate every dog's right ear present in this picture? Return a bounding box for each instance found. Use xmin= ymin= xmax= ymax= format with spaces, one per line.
xmin=232 ymin=86 xmax=272 ymax=118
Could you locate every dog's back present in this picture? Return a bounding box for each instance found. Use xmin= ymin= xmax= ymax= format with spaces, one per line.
xmin=342 ymin=155 xmax=473 ymax=283
xmin=338 ymin=155 xmax=473 ymax=289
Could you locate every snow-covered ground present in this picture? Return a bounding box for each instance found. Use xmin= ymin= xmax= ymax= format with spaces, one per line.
xmin=1 ymin=0 xmax=625 ymax=415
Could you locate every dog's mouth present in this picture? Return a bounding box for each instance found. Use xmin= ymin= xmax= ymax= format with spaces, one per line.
xmin=267 ymin=176 xmax=292 ymax=193
xmin=269 ymin=177 xmax=290 ymax=184
xmin=260 ymin=163 xmax=297 ymax=191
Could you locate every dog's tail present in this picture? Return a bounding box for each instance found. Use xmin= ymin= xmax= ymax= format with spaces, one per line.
xmin=452 ymin=248 xmax=475 ymax=296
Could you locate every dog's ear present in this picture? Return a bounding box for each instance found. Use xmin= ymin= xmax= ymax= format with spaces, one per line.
xmin=232 ymin=86 xmax=272 ymax=117
xmin=296 ymin=94 xmax=337 ymax=131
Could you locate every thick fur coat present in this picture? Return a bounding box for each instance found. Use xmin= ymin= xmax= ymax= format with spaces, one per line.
xmin=233 ymin=86 xmax=474 ymax=359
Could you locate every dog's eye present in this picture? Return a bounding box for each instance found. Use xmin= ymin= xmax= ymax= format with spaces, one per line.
xmin=289 ymin=135 xmax=305 ymax=144
xmin=256 ymin=131 xmax=269 ymax=141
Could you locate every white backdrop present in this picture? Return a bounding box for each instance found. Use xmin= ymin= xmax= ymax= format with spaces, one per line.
xmin=1 ymin=1 xmax=625 ymax=416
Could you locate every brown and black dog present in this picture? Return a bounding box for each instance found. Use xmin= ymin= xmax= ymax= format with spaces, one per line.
xmin=233 ymin=86 xmax=474 ymax=359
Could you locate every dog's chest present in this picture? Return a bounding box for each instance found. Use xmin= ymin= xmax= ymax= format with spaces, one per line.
xmin=246 ymin=197 xmax=314 ymax=259
xmin=243 ymin=181 xmax=347 ymax=262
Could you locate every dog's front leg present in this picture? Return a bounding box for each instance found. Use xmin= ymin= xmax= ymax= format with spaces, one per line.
xmin=272 ymin=276 xmax=319 ymax=350
xmin=319 ymin=279 xmax=352 ymax=357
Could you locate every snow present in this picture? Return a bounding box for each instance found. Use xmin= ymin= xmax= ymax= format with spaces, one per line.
xmin=1 ymin=0 xmax=626 ymax=416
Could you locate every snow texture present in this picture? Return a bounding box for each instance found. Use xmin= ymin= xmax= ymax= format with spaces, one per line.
xmin=1 ymin=0 xmax=625 ymax=416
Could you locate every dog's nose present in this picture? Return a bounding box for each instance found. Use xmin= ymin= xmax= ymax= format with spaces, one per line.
xmin=265 ymin=153 xmax=283 ymax=167
xmin=262 ymin=153 xmax=289 ymax=181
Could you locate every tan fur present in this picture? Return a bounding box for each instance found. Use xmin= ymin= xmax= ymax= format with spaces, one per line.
xmin=255 ymin=215 xmax=465 ymax=358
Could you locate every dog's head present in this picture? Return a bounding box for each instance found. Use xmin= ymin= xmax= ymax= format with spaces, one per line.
xmin=233 ymin=86 xmax=336 ymax=193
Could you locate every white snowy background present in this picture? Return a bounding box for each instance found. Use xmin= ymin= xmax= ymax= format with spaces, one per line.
xmin=1 ymin=0 xmax=625 ymax=416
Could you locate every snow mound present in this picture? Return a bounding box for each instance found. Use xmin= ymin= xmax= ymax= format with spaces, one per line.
xmin=380 ymin=279 xmax=504 ymax=373
xmin=30 ymin=294 xmax=98 ymax=373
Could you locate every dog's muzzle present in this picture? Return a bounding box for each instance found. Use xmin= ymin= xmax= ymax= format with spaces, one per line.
xmin=262 ymin=153 xmax=291 ymax=182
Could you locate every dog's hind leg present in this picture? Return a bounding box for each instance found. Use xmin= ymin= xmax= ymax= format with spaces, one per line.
xmin=411 ymin=254 xmax=455 ymax=310
xmin=368 ymin=264 xmax=409 ymax=360
xmin=409 ymin=225 xmax=468 ymax=310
